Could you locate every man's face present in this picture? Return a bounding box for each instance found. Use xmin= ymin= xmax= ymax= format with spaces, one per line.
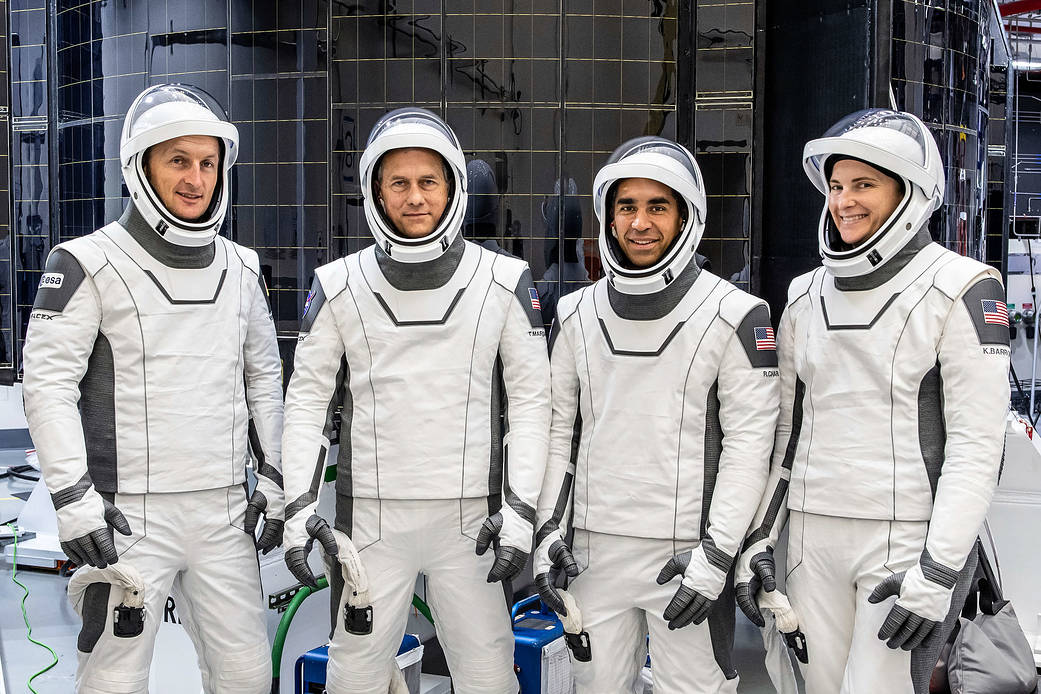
xmin=377 ymin=148 xmax=450 ymax=239
xmin=610 ymin=177 xmax=684 ymax=268
xmin=143 ymin=135 xmax=221 ymax=223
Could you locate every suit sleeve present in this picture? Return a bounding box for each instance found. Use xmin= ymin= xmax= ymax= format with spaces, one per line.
xmin=704 ymin=303 xmax=779 ymax=568
xmin=496 ymin=267 xmax=552 ymax=551
xmin=535 ymin=316 xmax=580 ymax=545
xmin=926 ymin=275 xmax=1010 ymax=573
xmin=243 ymin=272 xmax=286 ymax=520
xmin=281 ymin=276 xmax=348 ymax=547
xmin=22 ymin=247 xmax=109 ymax=540
xmin=743 ymin=305 xmax=798 ymax=553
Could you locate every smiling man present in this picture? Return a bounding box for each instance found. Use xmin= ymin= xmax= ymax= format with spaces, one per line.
xmin=281 ymin=108 xmax=550 ymax=694
xmin=532 ymin=137 xmax=778 ymax=693
xmin=21 ymin=84 xmax=284 ymax=694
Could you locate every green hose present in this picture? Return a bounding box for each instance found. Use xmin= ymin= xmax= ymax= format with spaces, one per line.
xmin=270 ymin=576 xmax=435 ymax=682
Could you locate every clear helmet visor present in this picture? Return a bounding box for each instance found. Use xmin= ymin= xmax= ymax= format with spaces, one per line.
xmin=605 ymin=137 xmax=703 ymax=184
xmin=125 ymin=84 xmax=229 ymax=136
xmin=804 ymin=109 xmax=935 ymax=195
xmin=366 ymin=107 xmax=461 ymax=150
xmin=121 ymin=84 xmax=238 ymax=167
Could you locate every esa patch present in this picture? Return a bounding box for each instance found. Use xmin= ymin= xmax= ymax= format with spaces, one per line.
xmin=33 ymin=248 xmax=85 ymax=313
xmin=39 ymin=272 xmax=64 ymax=289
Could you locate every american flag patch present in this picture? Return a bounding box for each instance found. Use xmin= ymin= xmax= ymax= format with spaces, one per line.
xmin=981 ymin=299 xmax=1009 ymax=327
xmin=303 ymin=289 xmax=316 ymax=314
xmin=528 ymin=287 xmax=542 ymax=311
xmin=754 ymin=327 xmax=776 ymax=350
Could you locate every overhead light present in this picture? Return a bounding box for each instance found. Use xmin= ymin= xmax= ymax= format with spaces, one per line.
xmin=1013 ymin=59 xmax=1041 ymax=70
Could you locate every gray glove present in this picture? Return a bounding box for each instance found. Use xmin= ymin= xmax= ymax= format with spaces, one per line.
xmin=735 ymin=547 xmax=777 ymax=627
xmin=284 ymin=514 xmax=338 ymax=589
xmin=533 ymin=529 xmax=579 ymax=615
xmin=244 ymin=489 xmax=284 ymax=554
xmin=61 ymin=499 xmax=132 ymax=569
xmin=475 ymin=510 xmax=530 ymax=583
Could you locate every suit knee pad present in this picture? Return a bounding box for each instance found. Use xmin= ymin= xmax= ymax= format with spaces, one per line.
xmin=207 ymin=643 xmax=271 ymax=693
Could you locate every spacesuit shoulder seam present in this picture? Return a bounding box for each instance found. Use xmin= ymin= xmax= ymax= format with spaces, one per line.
xmin=932 ymin=251 xmax=1000 ymax=301
xmin=55 ymin=234 xmax=109 ymax=277
xmin=313 ymin=257 xmax=351 ymax=302
xmin=226 ymin=239 xmax=261 ymax=277
xmin=786 ymin=267 xmax=818 ymax=305
xmin=555 ymin=284 xmax=589 ymax=325
xmin=716 ymin=283 xmax=767 ymax=329
xmin=489 ymin=250 xmax=527 ymax=288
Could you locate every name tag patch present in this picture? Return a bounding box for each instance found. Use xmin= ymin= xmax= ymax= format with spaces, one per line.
xmin=39 ymin=272 xmax=64 ymax=289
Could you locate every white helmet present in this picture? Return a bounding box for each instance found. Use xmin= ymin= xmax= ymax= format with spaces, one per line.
xmin=593 ymin=136 xmax=707 ymax=295
xmin=359 ymin=108 xmax=467 ymax=263
xmin=120 ymin=84 xmax=239 ymax=247
xmin=802 ymin=109 xmax=944 ymax=278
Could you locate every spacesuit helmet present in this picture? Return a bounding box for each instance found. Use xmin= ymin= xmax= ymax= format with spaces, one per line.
xmin=593 ymin=136 xmax=706 ymax=295
xmin=360 ymin=108 xmax=468 ymax=263
xmin=803 ymin=109 xmax=944 ymax=278
xmin=120 ymin=84 xmax=239 ymax=247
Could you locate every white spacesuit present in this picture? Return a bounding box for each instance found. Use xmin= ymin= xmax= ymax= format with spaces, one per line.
xmin=281 ymin=108 xmax=550 ymax=694
xmin=533 ymin=137 xmax=778 ymax=693
xmin=21 ymin=84 xmax=284 ymax=694
xmin=735 ymin=109 xmax=1010 ymax=694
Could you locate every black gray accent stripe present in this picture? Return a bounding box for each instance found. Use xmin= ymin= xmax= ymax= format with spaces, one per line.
xmin=374 ymin=234 xmax=464 ymax=290
xmin=701 ymin=383 xmax=722 ymax=537
xmin=372 ymin=287 xmax=467 ymax=326
xmin=80 ymin=331 xmax=118 ymax=493
xmin=919 ymin=550 xmax=959 ymax=589
xmin=734 ymin=304 xmax=778 ymax=368
xmin=743 ymin=378 xmax=805 ymax=549
xmin=333 ymin=494 xmax=354 ymax=538
xmin=78 ymin=583 xmax=112 ymax=653
xmin=707 ymin=568 xmax=738 ymax=680
xmin=547 ymin=318 xmax=561 ymax=354
xmin=821 ymin=292 xmax=901 ymax=330
xmin=143 ymin=268 xmax=228 ymax=305
xmin=598 ymin=317 xmax=686 ymax=357
xmin=606 ymin=257 xmax=699 ymax=321
xmin=300 ymin=278 xmax=327 ymax=334
xmin=834 ymin=228 xmax=931 ymax=292
xmin=33 ymin=248 xmax=87 ymax=313
xmin=960 ymin=277 xmax=1010 ymax=347
xmin=51 ymin=472 xmax=93 ymax=510
xmin=535 ymin=470 xmax=575 ymax=546
xmin=742 ymin=478 xmax=790 ymax=551
xmin=917 ymin=363 xmax=946 ymax=498
xmin=780 ymin=378 xmax=805 ymax=472
xmin=248 ymin=421 xmax=284 ymax=489
xmin=513 ymin=268 xmax=543 ymax=329
xmin=119 ymin=203 xmax=214 ymax=269
xmin=285 ymin=446 xmax=327 ymax=520
xmin=328 ymin=559 xmax=345 ymax=641
xmin=487 ymin=359 xmax=505 ymax=514
xmin=701 ymin=535 xmax=734 ymax=573
xmin=331 ymin=357 xmax=354 ymax=498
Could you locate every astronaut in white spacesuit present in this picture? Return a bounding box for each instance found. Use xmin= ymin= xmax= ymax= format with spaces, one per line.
xmin=735 ymin=109 xmax=1010 ymax=693
xmin=21 ymin=84 xmax=284 ymax=694
xmin=532 ymin=136 xmax=779 ymax=693
xmin=280 ymin=108 xmax=550 ymax=694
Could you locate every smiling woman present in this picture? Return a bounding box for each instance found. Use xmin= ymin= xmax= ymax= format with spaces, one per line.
xmin=825 ymin=158 xmax=904 ymax=248
xmin=143 ymin=135 xmax=222 ymax=223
